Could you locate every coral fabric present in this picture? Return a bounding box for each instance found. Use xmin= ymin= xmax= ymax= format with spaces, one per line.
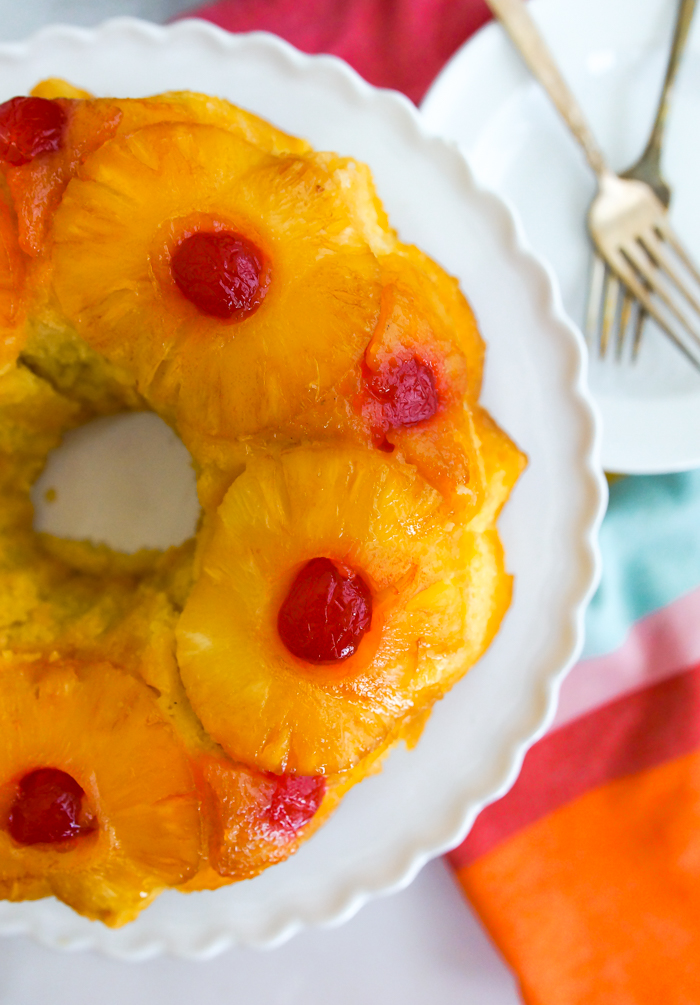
xmin=183 ymin=0 xmax=493 ymax=104
xmin=554 ymin=584 xmax=700 ymax=729
xmin=459 ymin=749 xmax=700 ymax=1005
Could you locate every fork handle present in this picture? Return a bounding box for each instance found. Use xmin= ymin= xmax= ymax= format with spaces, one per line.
xmin=643 ymin=0 xmax=697 ymax=165
xmin=485 ymin=0 xmax=609 ymax=179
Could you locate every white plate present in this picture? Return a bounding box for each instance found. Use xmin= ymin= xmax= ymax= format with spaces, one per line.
xmin=422 ymin=0 xmax=700 ymax=474
xmin=0 ymin=18 xmax=604 ymax=957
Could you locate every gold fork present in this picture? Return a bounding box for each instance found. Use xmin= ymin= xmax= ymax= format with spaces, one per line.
xmin=486 ymin=0 xmax=700 ymax=371
xmin=588 ymin=0 xmax=696 ymax=362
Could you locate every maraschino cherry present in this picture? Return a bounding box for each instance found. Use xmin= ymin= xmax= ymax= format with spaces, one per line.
xmin=8 ymin=768 xmax=93 ymax=845
xmin=0 ymin=97 xmax=67 ymax=166
xmin=171 ymin=230 xmax=268 ymax=320
xmin=263 ymin=774 xmax=326 ymax=838
xmin=278 ymin=557 xmax=372 ymax=665
xmin=363 ymin=355 xmax=439 ymax=450
xmin=366 ymin=356 xmax=438 ymax=426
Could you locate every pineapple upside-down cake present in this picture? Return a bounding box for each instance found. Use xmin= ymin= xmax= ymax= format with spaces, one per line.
xmin=0 ymin=78 xmax=526 ymax=926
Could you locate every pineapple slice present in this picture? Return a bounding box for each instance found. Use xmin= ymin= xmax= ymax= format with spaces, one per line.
xmin=2 ymin=97 xmax=123 ymax=254
xmin=0 ymin=655 xmax=201 ymax=926
xmin=51 ymin=122 xmax=382 ymax=441
xmin=359 ymin=257 xmax=487 ymax=513
xmin=388 ymin=243 xmax=485 ymax=395
xmin=4 ymin=83 xmax=309 ymax=256
xmin=265 ymin=246 xmax=490 ymax=515
xmin=190 ymin=755 xmax=326 ymax=883
xmin=185 ymin=730 xmax=395 ymax=890
xmin=176 ymin=445 xmax=508 ymax=775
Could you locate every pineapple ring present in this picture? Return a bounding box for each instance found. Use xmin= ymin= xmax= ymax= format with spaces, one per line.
xmin=191 ymin=754 xmax=327 ymax=884
xmin=51 ymin=122 xmax=383 ymax=440
xmin=0 ymin=654 xmax=201 ymax=927
xmin=6 ymin=82 xmax=311 ymax=257
xmin=262 ymin=247 xmax=490 ymax=519
xmin=176 ymin=446 xmax=511 ymax=776
xmin=182 ymin=740 xmax=390 ymax=892
xmin=360 ymin=258 xmax=487 ymax=513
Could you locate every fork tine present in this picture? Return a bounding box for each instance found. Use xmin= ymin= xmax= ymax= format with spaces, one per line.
xmin=655 ymin=216 xmax=700 ymax=288
xmin=602 ymin=244 xmax=698 ymax=369
xmin=606 ymin=247 xmax=700 ymax=372
xmin=585 ymin=252 xmax=606 ymax=345
xmin=620 ymin=239 xmax=700 ymax=348
xmin=600 ymin=267 xmax=619 ymax=357
xmin=631 ymin=301 xmax=646 ymax=360
xmin=617 ymin=288 xmax=633 ymax=359
xmin=640 ymin=231 xmax=700 ymax=318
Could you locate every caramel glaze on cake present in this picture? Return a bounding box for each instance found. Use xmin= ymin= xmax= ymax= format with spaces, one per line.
xmin=0 ymin=78 xmax=525 ymax=926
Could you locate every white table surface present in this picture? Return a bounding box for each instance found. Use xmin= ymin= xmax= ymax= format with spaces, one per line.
xmin=0 ymin=3 xmax=522 ymax=1001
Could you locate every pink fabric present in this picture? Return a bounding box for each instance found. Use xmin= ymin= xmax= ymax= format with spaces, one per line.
xmin=554 ymin=585 xmax=700 ymax=728
xmin=182 ymin=0 xmax=493 ymax=104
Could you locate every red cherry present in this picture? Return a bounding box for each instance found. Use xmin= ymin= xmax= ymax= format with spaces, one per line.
xmin=171 ymin=231 xmax=268 ymax=320
xmin=0 ymin=97 xmax=67 ymax=167
xmin=8 ymin=768 xmax=91 ymax=845
xmin=366 ymin=356 xmax=438 ymax=429
xmin=263 ymin=774 xmax=326 ymax=838
xmin=278 ymin=557 xmax=372 ymax=665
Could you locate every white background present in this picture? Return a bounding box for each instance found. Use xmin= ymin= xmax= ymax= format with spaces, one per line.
xmin=0 ymin=2 xmax=521 ymax=1002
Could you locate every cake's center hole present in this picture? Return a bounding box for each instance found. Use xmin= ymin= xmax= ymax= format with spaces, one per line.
xmin=32 ymin=412 xmax=200 ymax=553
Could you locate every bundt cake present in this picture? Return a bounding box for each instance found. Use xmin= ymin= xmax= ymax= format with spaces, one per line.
xmin=0 ymin=78 xmax=525 ymax=926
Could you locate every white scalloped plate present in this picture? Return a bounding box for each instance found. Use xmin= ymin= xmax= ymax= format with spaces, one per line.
xmin=0 ymin=18 xmax=605 ymax=958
